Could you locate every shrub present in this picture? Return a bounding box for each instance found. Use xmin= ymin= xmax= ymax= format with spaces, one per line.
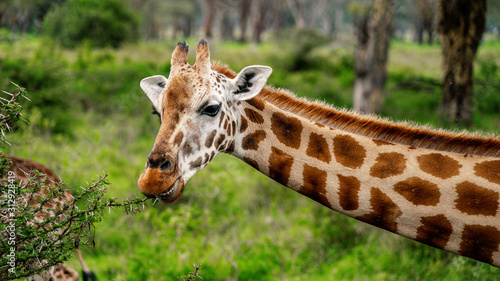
xmin=275 ymin=28 xmax=330 ymax=71
xmin=0 ymin=85 xmax=152 ymax=279
xmin=42 ymin=0 xmax=139 ymax=48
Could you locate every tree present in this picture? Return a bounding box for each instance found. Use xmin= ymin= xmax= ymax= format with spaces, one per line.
xmin=131 ymin=0 xmax=199 ymax=41
xmin=220 ymin=3 xmax=235 ymax=40
xmin=437 ymin=0 xmax=486 ymax=126
xmin=252 ymin=0 xmax=270 ymax=43
xmin=203 ymin=0 xmax=216 ymax=38
xmin=238 ymin=0 xmax=251 ymax=42
xmin=42 ymin=0 xmax=139 ymax=48
xmin=413 ymin=0 xmax=436 ymax=44
xmin=287 ymin=0 xmax=306 ymax=28
xmin=352 ymin=0 xmax=394 ymax=114
xmin=0 ymin=0 xmax=61 ymax=33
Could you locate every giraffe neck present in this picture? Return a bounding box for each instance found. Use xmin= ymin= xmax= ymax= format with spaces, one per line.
xmin=230 ymin=97 xmax=500 ymax=267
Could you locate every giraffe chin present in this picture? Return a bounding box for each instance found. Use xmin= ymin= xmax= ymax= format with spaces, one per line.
xmin=158 ymin=178 xmax=185 ymax=203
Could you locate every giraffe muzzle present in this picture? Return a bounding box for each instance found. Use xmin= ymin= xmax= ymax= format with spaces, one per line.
xmin=146 ymin=154 xmax=174 ymax=173
xmin=138 ymin=166 xmax=185 ymax=203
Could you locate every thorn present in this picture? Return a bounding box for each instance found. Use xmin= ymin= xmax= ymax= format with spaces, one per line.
xmin=10 ymin=81 xmax=23 ymax=90
xmin=2 ymin=90 xmax=13 ymax=96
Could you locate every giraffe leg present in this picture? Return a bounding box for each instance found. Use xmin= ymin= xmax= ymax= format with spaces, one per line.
xmin=76 ymin=249 xmax=97 ymax=281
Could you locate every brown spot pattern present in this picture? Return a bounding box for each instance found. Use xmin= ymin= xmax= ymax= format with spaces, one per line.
xmin=226 ymin=141 xmax=235 ymax=153
xmin=244 ymin=108 xmax=264 ymax=124
xmin=474 ymin=160 xmax=500 ymax=185
xmin=455 ymin=181 xmax=499 ymax=216
xmin=242 ymin=130 xmax=266 ymax=150
xmin=306 ymin=133 xmax=331 ymax=163
xmin=182 ymin=142 xmax=193 ymax=156
xmin=227 ymin=121 xmax=232 ymax=136
xmin=231 ymin=121 xmax=236 ymax=136
xmin=357 ymin=187 xmax=401 ymax=233
xmin=243 ymin=157 xmax=260 ymax=171
xmin=459 ymin=224 xmax=500 ymax=264
xmin=215 ymin=134 xmax=226 ymax=149
xmin=394 ymin=177 xmax=440 ymax=206
xmin=416 ymin=214 xmax=453 ymax=249
xmin=370 ymin=152 xmax=406 ymax=179
xmin=372 ymin=139 xmax=395 ymax=146
xmin=240 ymin=116 xmax=248 ymax=133
xmin=247 ymin=98 xmax=265 ymax=111
xmin=417 ymin=153 xmax=461 ymax=179
xmin=218 ymin=111 xmax=226 ymax=127
xmin=333 ymin=135 xmax=366 ymax=169
xmin=189 ymin=157 xmax=203 ymax=170
xmin=205 ymin=130 xmax=217 ymax=148
xmin=174 ymin=131 xmax=184 ymax=147
xmin=300 ymin=164 xmax=331 ymax=208
xmin=337 ymin=175 xmax=360 ymax=211
xmin=268 ymin=146 xmax=294 ymax=186
xmin=271 ymin=112 xmax=303 ymax=149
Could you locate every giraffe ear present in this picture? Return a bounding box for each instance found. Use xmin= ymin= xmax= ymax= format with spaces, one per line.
xmin=230 ymin=65 xmax=272 ymax=101
xmin=140 ymin=75 xmax=168 ymax=110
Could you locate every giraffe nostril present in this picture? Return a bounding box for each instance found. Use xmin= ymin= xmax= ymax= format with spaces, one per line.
xmin=147 ymin=154 xmax=174 ymax=171
xmin=160 ymin=160 xmax=172 ymax=171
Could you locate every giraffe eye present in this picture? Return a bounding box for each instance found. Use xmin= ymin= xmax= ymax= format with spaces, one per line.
xmin=201 ymin=104 xmax=221 ymax=117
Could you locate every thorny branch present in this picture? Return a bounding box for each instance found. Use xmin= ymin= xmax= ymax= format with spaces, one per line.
xmin=0 ymin=171 xmax=153 ymax=280
xmin=0 ymin=83 xmax=153 ymax=279
xmin=0 ymin=82 xmax=30 ymax=145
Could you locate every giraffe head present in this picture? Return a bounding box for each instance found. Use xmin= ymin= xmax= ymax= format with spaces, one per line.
xmin=138 ymin=40 xmax=272 ymax=203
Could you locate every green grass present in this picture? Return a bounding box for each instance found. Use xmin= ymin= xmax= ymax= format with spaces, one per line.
xmin=2 ymin=36 xmax=499 ymax=280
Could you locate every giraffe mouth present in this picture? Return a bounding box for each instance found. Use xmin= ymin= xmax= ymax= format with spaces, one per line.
xmin=158 ymin=177 xmax=184 ymax=203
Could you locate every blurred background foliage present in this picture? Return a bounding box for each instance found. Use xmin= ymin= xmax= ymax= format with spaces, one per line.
xmin=42 ymin=0 xmax=139 ymax=48
xmin=0 ymin=0 xmax=499 ymax=280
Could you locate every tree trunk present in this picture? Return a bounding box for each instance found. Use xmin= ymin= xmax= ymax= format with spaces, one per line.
xmin=413 ymin=0 xmax=435 ymax=44
xmin=221 ymin=8 xmax=234 ymax=40
xmin=426 ymin=27 xmax=433 ymax=44
xmin=182 ymin=16 xmax=193 ymax=38
xmin=287 ymin=0 xmax=306 ymax=28
xmin=203 ymin=0 xmax=216 ymax=39
xmin=437 ymin=0 xmax=486 ymax=126
xmin=353 ymin=0 xmax=394 ymax=115
xmin=143 ymin=0 xmax=160 ymax=40
xmin=414 ymin=17 xmax=424 ymax=44
xmin=252 ymin=0 xmax=268 ymax=43
xmin=239 ymin=0 xmax=251 ymax=42
xmin=272 ymin=0 xmax=286 ymax=34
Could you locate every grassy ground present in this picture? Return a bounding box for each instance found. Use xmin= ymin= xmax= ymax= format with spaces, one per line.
xmin=1 ymin=36 xmax=499 ymax=280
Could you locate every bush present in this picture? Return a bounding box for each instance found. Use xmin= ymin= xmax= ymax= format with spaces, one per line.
xmin=42 ymin=0 xmax=139 ymax=48
xmin=275 ymin=28 xmax=330 ymax=71
xmin=0 ymin=85 xmax=152 ymax=279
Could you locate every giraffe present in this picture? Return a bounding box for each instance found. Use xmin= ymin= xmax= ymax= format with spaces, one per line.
xmin=1 ymin=154 xmax=96 ymax=280
xmin=138 ymin=40 xmax=500 ymax=268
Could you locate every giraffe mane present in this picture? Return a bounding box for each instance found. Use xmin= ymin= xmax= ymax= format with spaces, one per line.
xmin=212 ymin=62 xmax=500 ymax=158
